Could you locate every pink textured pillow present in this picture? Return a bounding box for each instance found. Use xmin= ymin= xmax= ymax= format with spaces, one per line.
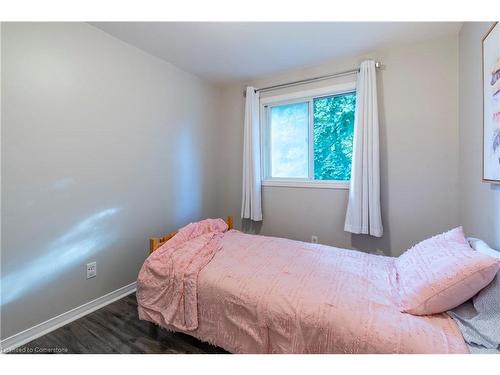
xmin=396 ymin=227 xmax=500 ymax=316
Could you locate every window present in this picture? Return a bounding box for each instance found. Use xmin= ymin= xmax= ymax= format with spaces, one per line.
xmin=261 ymin=83 xmax=356 ymax=188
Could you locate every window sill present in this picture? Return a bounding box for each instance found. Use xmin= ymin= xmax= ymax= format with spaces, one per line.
xmin=261 ymin=179 xmax=350 ymax=190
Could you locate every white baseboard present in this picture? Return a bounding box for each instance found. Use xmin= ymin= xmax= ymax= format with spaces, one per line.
xmin=0 ymin=282 xmax=137 ymax=353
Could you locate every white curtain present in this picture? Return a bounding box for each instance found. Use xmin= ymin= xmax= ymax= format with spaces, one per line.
xmin=344 ymin=60 xmax=383 ymax=237
xmin=241 ymin=87 xmax=263 ymax=221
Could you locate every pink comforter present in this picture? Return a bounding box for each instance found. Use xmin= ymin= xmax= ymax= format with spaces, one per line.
xmin=137 ymin=224 xmax=468 ymax=354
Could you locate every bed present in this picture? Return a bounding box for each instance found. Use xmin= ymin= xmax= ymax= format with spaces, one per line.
xmin=136 ymin=217 xmax=474 ymax=354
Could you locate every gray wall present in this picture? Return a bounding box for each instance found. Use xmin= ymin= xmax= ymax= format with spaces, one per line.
xmin=3 ymin=23 xmax=491 ymax=341
xmin=215 ymin=34 xmax=460 ymax=256
xmin=458 ymin=22 xmax=500 ymax=250
xmin=1 ymin=23 xmax=220 ymax=339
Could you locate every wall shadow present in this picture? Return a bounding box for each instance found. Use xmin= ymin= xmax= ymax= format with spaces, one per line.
xmin=1 ymin=207 xmax=121 ymax=306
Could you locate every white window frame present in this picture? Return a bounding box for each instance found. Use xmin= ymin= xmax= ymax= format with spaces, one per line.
xmin=260 ymin=82 xmax=356 ymax=190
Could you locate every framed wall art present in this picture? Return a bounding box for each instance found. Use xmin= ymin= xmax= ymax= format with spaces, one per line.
xmin=483 ymin=22 xmax=500 ymax=183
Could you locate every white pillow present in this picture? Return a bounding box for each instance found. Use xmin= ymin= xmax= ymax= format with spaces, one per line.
xmin=467 ymin=237 xmax=500 ymax=259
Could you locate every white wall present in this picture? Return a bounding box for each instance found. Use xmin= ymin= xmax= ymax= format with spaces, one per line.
xmin=1 ymin=22 xmax=220 ymax=339
xmin=458 ymin=22 xmax=500 ymax=250
xmin=216 ymin=34 xmax=460 ymax=256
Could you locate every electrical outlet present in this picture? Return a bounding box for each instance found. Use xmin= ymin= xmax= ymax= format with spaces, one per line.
xmin=86 ymin=261 xmax=97 ymax=279
xmin=311 ymin=235 xmax=318 ymax=244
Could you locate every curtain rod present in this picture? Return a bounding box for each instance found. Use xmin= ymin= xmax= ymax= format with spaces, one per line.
xmin=244 ymin=61 xmax=382 ymax=96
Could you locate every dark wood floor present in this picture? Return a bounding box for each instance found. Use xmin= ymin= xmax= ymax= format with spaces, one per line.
xmin=12 ymin=293 xmax=228 ymax=354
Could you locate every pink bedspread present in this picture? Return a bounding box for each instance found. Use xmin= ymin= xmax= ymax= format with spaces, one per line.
xmin=137 ymin=218 xmax=227 ymax=331
xmin=137 ymin=228 xmax=468 ymax=354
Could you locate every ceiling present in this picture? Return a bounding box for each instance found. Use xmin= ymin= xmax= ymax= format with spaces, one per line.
xmin=91 ymin=22 xmax=462 ymax=83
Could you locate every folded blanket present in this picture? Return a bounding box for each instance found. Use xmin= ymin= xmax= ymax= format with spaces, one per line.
xmin=137 ymin=218 xmax=228 ymax=331
xmin=447 ymin=273 xmax=500 ymax=352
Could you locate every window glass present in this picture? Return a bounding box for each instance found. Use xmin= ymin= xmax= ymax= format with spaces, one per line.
xmin=313 ymin=93 xmax=356 ymax=181
xmin=269 ymin=102 xmax=309 ymax=178
xmin=264 ymin=88 xmax=356 ymax=182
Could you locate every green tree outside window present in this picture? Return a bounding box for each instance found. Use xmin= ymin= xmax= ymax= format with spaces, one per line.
xmin=313 ymin=93 xmax=356 ymax=180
